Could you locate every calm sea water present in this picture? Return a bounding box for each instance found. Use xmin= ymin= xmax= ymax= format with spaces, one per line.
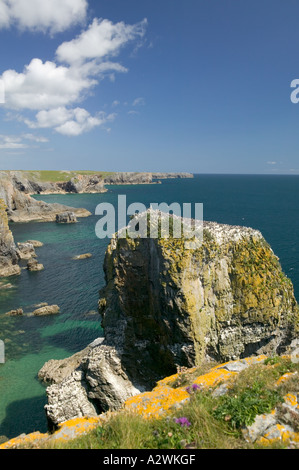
xmin=0 ymin=174 xmax=298 ymax=438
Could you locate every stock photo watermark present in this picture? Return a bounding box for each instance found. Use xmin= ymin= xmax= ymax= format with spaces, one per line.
xmin=0 ymin=340 xmax=4 ymax=364
xmin=95 ymin=196 xmax=203 ymax=249
xmin=290 ymin=79 xmax=299 ymax=103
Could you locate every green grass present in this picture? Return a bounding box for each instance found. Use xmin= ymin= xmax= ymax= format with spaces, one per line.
xmin=4 ymin=170 xmax=115 ymax=183
xmin=24 ymin=356 xmax=299 ymax=450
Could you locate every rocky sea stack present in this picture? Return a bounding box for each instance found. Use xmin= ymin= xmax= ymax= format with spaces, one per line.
xmin=40 ymin=210 xmax=299 ymax=428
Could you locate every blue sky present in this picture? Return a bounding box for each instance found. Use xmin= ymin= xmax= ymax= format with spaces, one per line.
xmin=0 ymin=0 xmax=299 ymax=174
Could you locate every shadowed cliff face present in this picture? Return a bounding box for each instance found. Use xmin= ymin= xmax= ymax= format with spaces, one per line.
xmin=41 ymin=211 xmax=299 ymax=427
xmin=100 ymin=214 xmax=299 ymax=388
xmin=0 ymin=199 xmax=20 ymax=277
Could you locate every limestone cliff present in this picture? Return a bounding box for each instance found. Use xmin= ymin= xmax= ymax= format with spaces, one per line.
xmin=0 ymin=199 xmax=21 ymax=277
xmin=40 ymin=210 xmax=299 ymax=428
xmin=0 ymin=172 xmax=91 ymax=222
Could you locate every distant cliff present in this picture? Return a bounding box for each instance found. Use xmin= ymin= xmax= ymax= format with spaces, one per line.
xmin=40 ymin=210 xmax=299 ymax=427
xmin=0 ymin=171 xmax=91 ymax=222
xmin=0 ymin=199 xmax=21 ymax=277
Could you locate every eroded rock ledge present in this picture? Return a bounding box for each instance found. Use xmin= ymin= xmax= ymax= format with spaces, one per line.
xmin=40 ymin=210 xmax=299 ymax=428
xmin=0 ymin=171 xmax=91 ymax=223
xmin=0 ymin=199 xmax=21 ymax=277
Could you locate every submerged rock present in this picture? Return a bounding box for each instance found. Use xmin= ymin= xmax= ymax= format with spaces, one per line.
xmin=41 ymin=210 xmax=299 ymax=427
xmin=72 ymin=253 xmax=92 ymax=260
xmin=5 ymin=308 xmax=23 ymax=317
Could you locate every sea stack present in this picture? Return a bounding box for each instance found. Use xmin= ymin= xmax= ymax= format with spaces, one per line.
xmin=40 ymin=210 xmax=299 ymax=428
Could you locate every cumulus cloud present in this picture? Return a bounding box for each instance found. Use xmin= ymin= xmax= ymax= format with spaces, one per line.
xmin=1 ymin=58 xmax=98 ymax=111
xmin=56 ymin=18 xmax=147 ymax=64
xmin=25 ymin=106 xmax=116 ymax=136
xmin=0 ymin=16 xmax=147 ymax=136
xmin=0 ymin=0 xmax=88 ymax=34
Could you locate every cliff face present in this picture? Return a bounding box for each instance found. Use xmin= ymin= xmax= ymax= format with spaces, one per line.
xmin=100 ymin=214 xmax=298 ymax=385
xmin=0 ymin=172 xmax=91 ymax=222
xmin=41 ymin=211 xmax=299 ymax=427
xmin=0 ymin=199 xmax=21 ymax=277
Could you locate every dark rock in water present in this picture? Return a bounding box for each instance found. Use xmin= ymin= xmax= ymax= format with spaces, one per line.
xmin=27 ymin=258 xmax=44 ymax=272
xmin=6 ymin=308 xmax=23 ymax=316
xmin=56 ymin=212 xmax=77 ymax=224
xmin=32 ymin=305 xmax=60 ymax=316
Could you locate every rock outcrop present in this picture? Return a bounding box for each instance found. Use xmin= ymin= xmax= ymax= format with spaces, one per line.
xmin=56 ymin=212 xmax=77 ymax=224
xmin=33 ymin=305 xmax=60 ymax=316
xmin=40 ymin=210 xmax=299 ymax=428
xmin=27 ymin=258 xmax=44 ymax=272
xmin=0 ymin=199 xmax=21 ymax=277
xmin=17 ymin=242 xmax=37 ymax=260
xmin=0 ymin=172 xmax=91 ymax=223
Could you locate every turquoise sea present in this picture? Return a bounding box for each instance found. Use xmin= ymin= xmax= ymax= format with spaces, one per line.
xmin=0 ymin=174 xmax=298 ymax=439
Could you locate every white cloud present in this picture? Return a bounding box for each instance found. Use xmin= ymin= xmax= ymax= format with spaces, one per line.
xmin=1 ymin=58 xmax=98 ymax=111
xmin=0 ymin=2 xmax=10 ymax=29
xmin=0 ymin=0 xmax=88 ymax=34
xmin=25 ymin=106 xmax=116 ymax=136
xmin=0 ymin=16 xmax=148 ymax=137
xmin=0 ymin=133 xmax=48 ymax=149
xmin=56 ymin=17 xmax=147 ymax=64
xmin=267 ymin=161 xmax=277 ymax=165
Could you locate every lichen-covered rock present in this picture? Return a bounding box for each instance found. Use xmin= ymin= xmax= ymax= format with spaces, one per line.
xmin=100 ymin=211 xmax=299 ymax=389
xmin=0 ymin=198 xmax=21 ymax=277
xmin=41 ymin=210 xmax=299 ymax=427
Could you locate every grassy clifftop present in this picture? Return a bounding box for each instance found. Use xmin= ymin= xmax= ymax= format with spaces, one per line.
xmin=2 ymin=170 xmax=114 ymax=183
xmin=1 ymin=353 xmax=299 ymax=449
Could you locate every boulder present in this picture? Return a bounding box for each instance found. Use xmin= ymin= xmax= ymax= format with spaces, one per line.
xmin=17 ymin=242 xmax=37 ymax=260
xmin=27 ymin=258 xmax=44 ymax=272
xmin=72 ymin=253 xmax=92 ymax=260
xmin=33 ymin=305 xmax=60 ymax=316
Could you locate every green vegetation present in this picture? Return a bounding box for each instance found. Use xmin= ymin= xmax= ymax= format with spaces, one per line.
xmin=28 ymin=356 xmax=299 ymax=450
xmin=3 ymin=170 xmax=114 ymax=183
